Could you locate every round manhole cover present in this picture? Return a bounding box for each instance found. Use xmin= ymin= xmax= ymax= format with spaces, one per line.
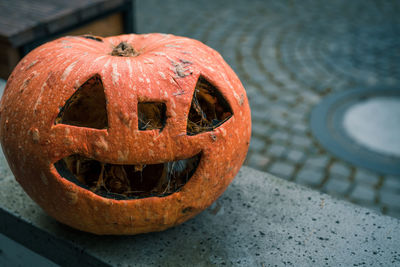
xmin=310 ymin=87 xmax=400 ymax=175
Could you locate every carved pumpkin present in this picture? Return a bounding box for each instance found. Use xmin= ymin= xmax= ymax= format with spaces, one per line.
xmin=0 ymin=34 xmax=251 ymax=235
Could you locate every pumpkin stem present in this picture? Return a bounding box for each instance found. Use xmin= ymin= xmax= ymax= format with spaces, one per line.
xmin=111 ymin=42 xmax=138 ymax=57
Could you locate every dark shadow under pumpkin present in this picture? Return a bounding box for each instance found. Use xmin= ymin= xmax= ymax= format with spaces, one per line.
xmin=54 ymin=153 xmax=201 ymax=200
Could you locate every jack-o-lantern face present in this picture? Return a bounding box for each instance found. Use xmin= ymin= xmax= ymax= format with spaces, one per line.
xmin=0 ymin=34 xmax=251 ymax=235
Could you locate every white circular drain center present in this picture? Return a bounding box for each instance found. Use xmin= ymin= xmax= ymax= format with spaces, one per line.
xmin=343 ymin=97 xmax=400 ymax=157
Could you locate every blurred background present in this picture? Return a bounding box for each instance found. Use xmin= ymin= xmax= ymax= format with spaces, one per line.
xmin=0 ymin=0 xmax=399 ymax=219
xmin=134 ymin=0 xmax=400 ymax=218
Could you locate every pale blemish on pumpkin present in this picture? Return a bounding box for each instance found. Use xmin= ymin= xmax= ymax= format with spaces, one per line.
xmin=31 ymin=128 xmax=40 ymax=143
xmin=40 ymin=172 xmax=48 ymax=185
xmin=232 ymin=89 xmax=241 ymax=105
xmin=127 ymin=60 xmax=133 ymax=79
xmin=95 ymin=136 xmax=109 ymax=151
xmin=33 ymin=81 xmax=47 ymax=112
xmin=158 ymin=71 xmax=166 ymax=79
xmin=170 ymin=99 xmax=176 ymax=109
xmin=148 ymin=149 xmax=154 ymax=157
xmin=102 ymin=59 xmax=111 ymax=75
xmin=127 ymin=34 xmax=136 ymax=43
xmin=74 ymin=79 xmax=81 ymax=88
xmin=205 ymin=66 xmax=215 ymax=72
xmin=93 ymin=55 xmax=106 ymax=63
xmin=112 ymin=63 xmax=121 ymax=85
xmin=165 ymin=44 xmax=181 ymax=48
xmin=117 ymin=150 xmax=129 ymax=161
xmin=239 ymin=94 xmax=245 ymax=106
xmin=137 ymin=63 xmax=143 ymax=73
xmin=61 ymin=60 xmax=78 ymax=81
xmin=118 ymin=111 xmax=130 ymax=126
xmin=153 ymin=52 xmax=166 ymax=57
xmin=65 ymin=191 xmax=78 ymax=205
xmin=20 ymin=78 xmax=31 ymax=92
xmin=143 ymin=59 xmax=154 ymax=64
xmin=220 ymin=128 xmax=227 ymax=137
xmin=138 ymin=77 xmax=144 ymax=83
xmin=63 ymin=136 xmax=73 ymax=145
xmin=146 ymin=78 xmax=150 ymax=84
xmin=25 ymin=60 xmax=38 ymax=71
xmin=173 ymin=90 xmax=185 ymax=96
xmin=20 ymin=71 xmax=38 ymax=92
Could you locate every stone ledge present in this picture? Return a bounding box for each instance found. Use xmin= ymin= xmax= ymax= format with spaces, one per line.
xmin=0 ymin=146 xmax=399 ymax=266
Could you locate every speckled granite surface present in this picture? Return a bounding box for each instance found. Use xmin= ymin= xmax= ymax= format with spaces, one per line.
xmin=0 ymin=145 xmax=398 ymax=266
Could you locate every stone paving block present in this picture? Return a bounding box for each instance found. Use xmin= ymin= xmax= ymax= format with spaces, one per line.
xmin=292 ymin=123 xmax=308 ymax=133
xmin=354 ymin=168 xmax=380 ymax=186
xmin=386 ymin=208 xmax=400 ymax=219
xmin=380 ymin=190 xmax=400 ymax=209
xmin=267 ymin=161 xmax=295 ymax=178
xmin=251 ymin=122 xmax=270 ymax=136
xmin=381 ymin=175 xmax=400 ymax=191
xmin=300 ymin=91 xmax=321 ymax=104
xmin=280 ymin=94 xmax=297 ymax=105
xmin=330 ymin=162 xmax=352 ymax=177
xmin=267 ymin=144 xmax=286 ymax=157
xmin=249 ymin=94 xmax=271 ymax=108
xmin=296 ymin=167 xmax=324 ymax=187
xmin=286 ymin=149 xmax=305 ymax=163
xmin=304 ymin=155 xmax=330 ymax=169
xmin=281 ymin=81 xmax=302 ymax=91
xmin=291 ymin=135 xmax=312 ymax=148
xmin=350 ymin=184 xmax=376 ymax=203
xmin=287 ymin=109 xmax=306 ymax=122
xmin=249 ymin=137 xmax=266 ymax=153
xmin=324 ymin=176 xmax=352 ymax=195
xmin=270 ymin=131 xmax=290 ymax=143
xmin=251 ymin=108 xmax=269 ymax=121
xmin=246 ymin=153 xmax=270 ymax=169
xmin=269 ymin=116 xmax=289 ymax=128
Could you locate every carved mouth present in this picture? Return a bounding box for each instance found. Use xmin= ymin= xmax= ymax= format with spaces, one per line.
xmin=54 ymin=153 xmax=201 ymax=200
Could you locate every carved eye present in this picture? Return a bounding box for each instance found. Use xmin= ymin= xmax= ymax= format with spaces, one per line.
xmin=187 ymin=76 xmax=233 ymax=135
xmin=138 ymin=102 xmax=166 ymax=131
xmin=55 ymin=75 xmax=108 ymax=129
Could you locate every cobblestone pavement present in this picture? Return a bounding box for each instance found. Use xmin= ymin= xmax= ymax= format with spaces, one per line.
xmin=136 ymin=0 xmax=400 ymax=218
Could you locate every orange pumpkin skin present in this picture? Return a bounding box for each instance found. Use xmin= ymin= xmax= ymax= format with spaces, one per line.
xmin=0 ymin=34 xmax=251 ymax=235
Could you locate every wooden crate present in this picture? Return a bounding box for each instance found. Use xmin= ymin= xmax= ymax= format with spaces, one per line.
xmin=0 ymin=0 xmax=134 ymax=79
